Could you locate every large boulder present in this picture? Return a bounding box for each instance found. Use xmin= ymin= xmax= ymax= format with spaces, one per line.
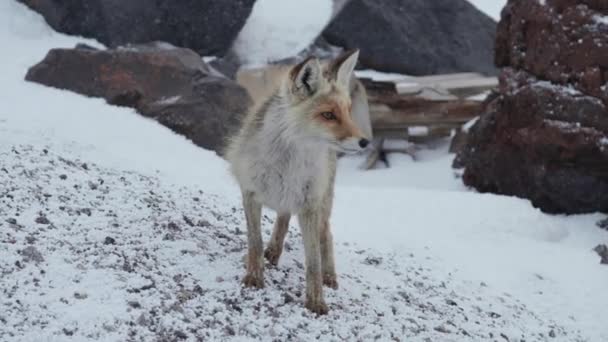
xmin=495 ymin=0 xmax=608 ymax=105
xmin=457 ymin=0 xmax=608 ymax=214
xmin=322 ymin=0 xmax=498 ymax=76
xmin=18 ymin=0 xmax=256 ymax=57
xmin=25 ymin=43 xmax=252 ymax=154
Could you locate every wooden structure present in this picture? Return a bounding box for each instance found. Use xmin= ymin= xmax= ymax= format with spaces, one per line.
xmin=358 ymin=72 xmax=497 ymax=169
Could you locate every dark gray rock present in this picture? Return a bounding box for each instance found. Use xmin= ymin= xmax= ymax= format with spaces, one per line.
xmin=323 ymin=0 xmax=498 ymax=76
xmin=18 ymin=0 xmax=256 ymax=57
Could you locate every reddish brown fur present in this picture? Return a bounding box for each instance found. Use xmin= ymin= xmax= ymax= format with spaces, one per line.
xmin=312 ymin=92 xmax=364 ymax=142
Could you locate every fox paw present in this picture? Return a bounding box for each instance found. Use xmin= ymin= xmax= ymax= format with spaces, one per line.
xmin=305 ymin=298 xmax=329 ymax=315
xmin=264 ymin=246 xmax=282 ymax=266
xmin=242 ymin=273 xmax=264 ymax=289
xmin=323 ymin=274 xmax=339 ymax=290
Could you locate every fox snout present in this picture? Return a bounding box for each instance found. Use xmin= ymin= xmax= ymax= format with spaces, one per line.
xmin=338 ymin=136 xmax=370 ymax=154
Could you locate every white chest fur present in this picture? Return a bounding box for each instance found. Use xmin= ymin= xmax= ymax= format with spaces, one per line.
xmin=239 ymin=141 xmax=330 ymax=214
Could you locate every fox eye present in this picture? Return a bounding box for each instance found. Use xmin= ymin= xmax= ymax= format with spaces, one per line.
xmin=320 ymin=111 xmax=337 ymax=121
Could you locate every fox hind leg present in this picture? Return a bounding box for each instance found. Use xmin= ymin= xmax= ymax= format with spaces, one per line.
xmin=264 ymin=213 xmax=290 ymax=266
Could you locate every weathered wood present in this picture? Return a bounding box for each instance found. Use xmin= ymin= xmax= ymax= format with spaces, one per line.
xmin=395 ymin=74 xmax=497 ymax=98
xmin=407 ymin=72 xmax=485 ymax=84
xmin=358 ymin=73 xmax=491 ymax=169
xmin=369 ymin=98 xmax=481 ymax=126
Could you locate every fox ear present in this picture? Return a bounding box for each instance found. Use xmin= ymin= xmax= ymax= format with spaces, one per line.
xmin=290 ymin=57 xmax=322 ymax=98
xmin=330 ymin=49 xmax=359 ymax=88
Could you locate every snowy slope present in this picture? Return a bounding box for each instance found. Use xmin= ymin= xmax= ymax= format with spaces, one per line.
xmin=232 ymin=0 xmax=333 ymax=66
xmin=2 ymin=1 xmax=608 ymax=342
xmin=468 ymin=0 xmax=507 ymax=21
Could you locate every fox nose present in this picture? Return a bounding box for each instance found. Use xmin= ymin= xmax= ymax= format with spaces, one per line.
xmin=358 ymin=138 xmax=369 ymax=148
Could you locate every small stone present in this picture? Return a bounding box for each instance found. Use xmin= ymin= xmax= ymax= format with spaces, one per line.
xmin=35 ymin=216 xmax=50 ymax=225
xmin=104 ymin=236 xmax=116 ymax=245
xmin=434 ymin=325 xmax=451 ymax=333
xmin=488 ymin=312 xmax=501 ymax=319
xmin=127 ymin=301 xmax=141 ymax=309
xmin=174 ymin=330 xmax=187 ymax=340
xmin=6 ymin=218 xmax=17 ymax=225
xmin=283 ymin=293 xmax=294 ymax=304
xmin=363 ymin=256 xmax=383 ymax=266
xmin=88 ymin=181 xmax=98 ymax=190
xmin=136 ymin=313 xmax=149 ymax=326
xmin=593 ymin=244 xmax=608 ymax=265
xmin=549 ymin=329 xmax=556 ymax=338
xmin=74 ymin=292 xmax=88 ymax=300
xmin=59 ymin=174 xmax=67 ymax=180
xmin=597 ymin=218 xmax=608 ymax=230
xmin=20 ymin=246 xmax=44 ymax=263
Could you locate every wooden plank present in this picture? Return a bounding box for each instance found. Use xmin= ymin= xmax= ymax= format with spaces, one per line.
xmin=396 ymin=77 xmax=498 ymax=98
xmin=438 ymin=77 xmax=498 ymax=98
xmin=409 ymin=72 xmax=485 ymax=84
xmin=369 ymin=99 xmax=481 ymax=126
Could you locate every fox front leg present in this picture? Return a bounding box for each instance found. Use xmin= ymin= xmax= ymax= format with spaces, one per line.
xmin=298 ymin=207 xmax=328 ymax=315
xmin=242 ymin=191 xmax=264 ymax=288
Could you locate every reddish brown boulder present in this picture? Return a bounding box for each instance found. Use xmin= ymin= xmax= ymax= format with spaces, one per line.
xmin=458 ymin=0 xmax=608 ymax=214
xmin=495 ymin=0 xmax=608 ymax=105
xmin=25 ymin=43 xmax=251 ymax=155
xmin=459 ymin=68 xmax=608 ymax=214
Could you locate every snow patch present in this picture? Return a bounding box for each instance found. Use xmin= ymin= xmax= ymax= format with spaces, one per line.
xmin=593 ymin=15 xmax=608 ymax=26
xmin=233 ymin=0 xmax=333 ymax=66
xmin=463 ymin=116 xmax=480 ymax=132
xmin=355 ymin=69 xmax=413 ymax=82
xmin=467 ymin=0 xmax=507 ymax=21
xmin=408 ymin=126 xmax=430 ymax=136
xmin=532 ymin=81 xmax=583 ymax=96
xmin=155 ymin=95 xmax=182 ymax=105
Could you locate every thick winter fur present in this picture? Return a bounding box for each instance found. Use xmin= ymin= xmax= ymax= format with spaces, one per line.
xmin=236 ymin=60 xmax=373 ymax=143
xmin=225 ymin=50 xmax=367 ymax=314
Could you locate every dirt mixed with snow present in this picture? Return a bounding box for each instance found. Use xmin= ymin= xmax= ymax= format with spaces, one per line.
xmin=0 ymin=144 xmax=584 ymax=342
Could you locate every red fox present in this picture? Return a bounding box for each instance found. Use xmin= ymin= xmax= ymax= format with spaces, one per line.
xmin=225 ymin=50 xmax=368 ymax=315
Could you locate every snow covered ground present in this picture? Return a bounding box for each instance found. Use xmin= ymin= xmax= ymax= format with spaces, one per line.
xmin=2 ymin=1 xmax=608 ymax=342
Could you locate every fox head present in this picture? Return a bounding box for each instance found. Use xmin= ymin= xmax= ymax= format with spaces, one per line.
xmin=283 ymin=49 xmax=369 ymax=153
